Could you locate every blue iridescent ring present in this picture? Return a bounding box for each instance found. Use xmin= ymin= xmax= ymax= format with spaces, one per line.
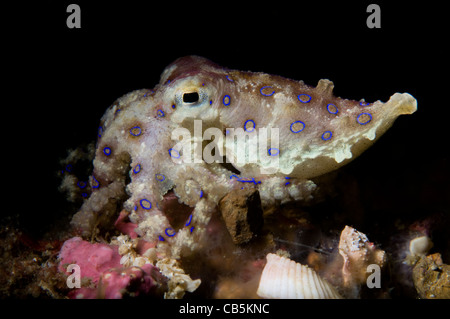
xmin=77 ymin=181 xmax=86 ymax=189
xmin=140 ymin=199 xmax=152 ymax=210
xmin=165 ymin=227 xmax=176 ymax=237
xmin=158 ymin=235 xmax=165 ymax=241
xmin=226 ymin=75 xmax=234 ymax=82
xmin=290 ymin=120 xmax=305 ymax=133
xmin=268 ymin=148 xmax=280 ymax=156
xmin=133 ymin=164 xmax=141 ymax=174
xmin=155 ymin=173 xmax=165 ymax=181
xmin=359 ymin=101 xmax=370 ymax=106
xmin=168 ymin=148 xmax=181 ymax=159
xmin=185 ymin=214 xmax=193 ymax=227
xmin=157 ymin=109 xmax=165 ymax=117
xmin=244 ymin=119 xmax=256 ymax=132
xmin=326 ymin=103 xmax=338 ymax=114
xmin=129 ymin=126 xmax=142 ymax=137
xmin=103 ymin=147 xmax=112 ymax=156
xmin=91 ymin=176 xmax=100 ymax=189
xmin=298 ymin=94 xmax=312 ymax=103
xmin=260 ymin=86 xmax=275 ymax=97
xmin=321 ymin=131 xmax=333 ymax=141
xmin=357 ymin=112 xmax=373 ymax=125
xmin=223 ymin=95 xmax=231 ymax=106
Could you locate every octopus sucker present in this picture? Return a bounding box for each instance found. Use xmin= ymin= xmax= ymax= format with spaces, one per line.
xmin=65 ymin=55 xmax=417 ymax=259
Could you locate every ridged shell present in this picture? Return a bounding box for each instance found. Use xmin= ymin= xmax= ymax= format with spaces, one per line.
xmin=257 ymin=253 xmax=342 ymax=299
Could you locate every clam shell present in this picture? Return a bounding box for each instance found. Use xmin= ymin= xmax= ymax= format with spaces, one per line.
xmin=257 ymin=253 xmax=342 ymax=299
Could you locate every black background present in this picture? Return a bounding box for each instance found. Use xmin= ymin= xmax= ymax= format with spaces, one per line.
xmin=5 ymin=0 xmax=449 ymax=263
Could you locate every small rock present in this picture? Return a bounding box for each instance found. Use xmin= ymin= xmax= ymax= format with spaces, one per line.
xmin=412 ymin=253 xmax=450 ymax=299
xmin=218 ymin=189 xmax=263 ymax=245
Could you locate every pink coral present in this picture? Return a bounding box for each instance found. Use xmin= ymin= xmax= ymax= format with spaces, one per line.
xmin=58 ymin=237 xmax=122 ymax=283
xmin=58 ymin=237 xmax=166 ymax=298
xmin=68 ymin=264 xmax=166 ymax=299
xmin=114 ymin=210 xmax=138 ymax=239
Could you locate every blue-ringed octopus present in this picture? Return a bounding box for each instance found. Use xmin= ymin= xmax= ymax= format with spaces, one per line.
xmin=62 ymin=56 xmax=417 ymax=257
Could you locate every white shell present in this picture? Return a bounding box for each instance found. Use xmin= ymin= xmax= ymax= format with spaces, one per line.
xmin=257 ymin=253 xmax=342 ymax=299
xmin=409 ymin=236 xmax=433 ymax=256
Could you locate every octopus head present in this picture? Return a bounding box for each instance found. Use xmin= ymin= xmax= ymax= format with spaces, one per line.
xmin=159 ymin=56 xmax=225 ymax=124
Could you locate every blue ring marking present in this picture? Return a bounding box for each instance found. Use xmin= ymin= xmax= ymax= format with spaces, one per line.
xmin=158 ymin=235 xmax=165 ymax=241
xmin=190 ymin=226 xmax=195 ymax=233
xmin=321 ymin=131 xmax=333 ymax=141
xmin=134 ymin=205 xmax=138 ymax=211
xmin=155 ymin=173 xmax=165 ymax=181
xmin=129 ymin=126 xmax=142 ymax=137
xmin=140 ymin=199 xmax=152 ymax=210
xmin=103 ymin=147 xmax=112 ymax=156
xmin=171 ymin=104 xmax=176 ymax=109
xmin=165 ymin=227 xmax=176 ymax=237
xmin=157 ymin=109 xmax=165 ymax=117
xmin=98 ymin=126 xmax=103 ymax=138
xmin=143 ymin=90 xmax=154 ymax=97
xmin=226 ymin=75 xmax=234 ymax=82
xmin=298 ymin=94 xmax=312 ymax=103
xmin=285 ymin=182 xmax=291 ymax=186
xmin=244 ymin=119 xmax=256 ymax=132
xmin=223 ymin=95 xmax=231 ymax=106
xmin=92 ymin=176 xmax=99 ymax=189
xmin=168 ymin=148 xmax=181 ymax=159
xmin=290 ymin=121 xmax=305 ymax=133
xmin=357 ymin=112 xmax=373 ymax=125
xmin=230 ymin=176 xmax=261 ymax=185
xmin=359 ymin=101 xmax=370 ymax=106
xmin=81 ymin=192 xmax=88 ymax=198
xmin=230 ymin=175 xmax=259 ymax=184
xmin=285 ymin=177 xmax=291 ymax=179
xmin=326 ymin=103 xmax=339 ymax=114
xmin=200 ymin=190 xmax=203 ymax=198
xmin=209 ymin=100 xmax=212 ymax=105
xmin=133 ymin=164 xmax=141 ymax=174
xmin=260 ymin=86 xmax=275 ymax=97
xmin=239 ymin=177 xmax=261 ymax=185
xmin=77 ymin=181 xmax=86 ymax=189
xmin=268 ymin=148 xmax=280 ymax=156
xmin=185 ymin=214 xmax=193 ymax=227
xmin=65 ymin=164 xmax=73 ymax=173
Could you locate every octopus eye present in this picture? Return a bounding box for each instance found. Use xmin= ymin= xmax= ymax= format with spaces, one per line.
xmin=175 ymin=88 xmax=208 ymax=108
xmin=183 ymin=92 xmax=199 ymax=104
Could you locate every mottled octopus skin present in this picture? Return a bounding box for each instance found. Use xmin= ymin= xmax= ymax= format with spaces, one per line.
xmin=70 ymin=56 xmax=417 ymax=257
